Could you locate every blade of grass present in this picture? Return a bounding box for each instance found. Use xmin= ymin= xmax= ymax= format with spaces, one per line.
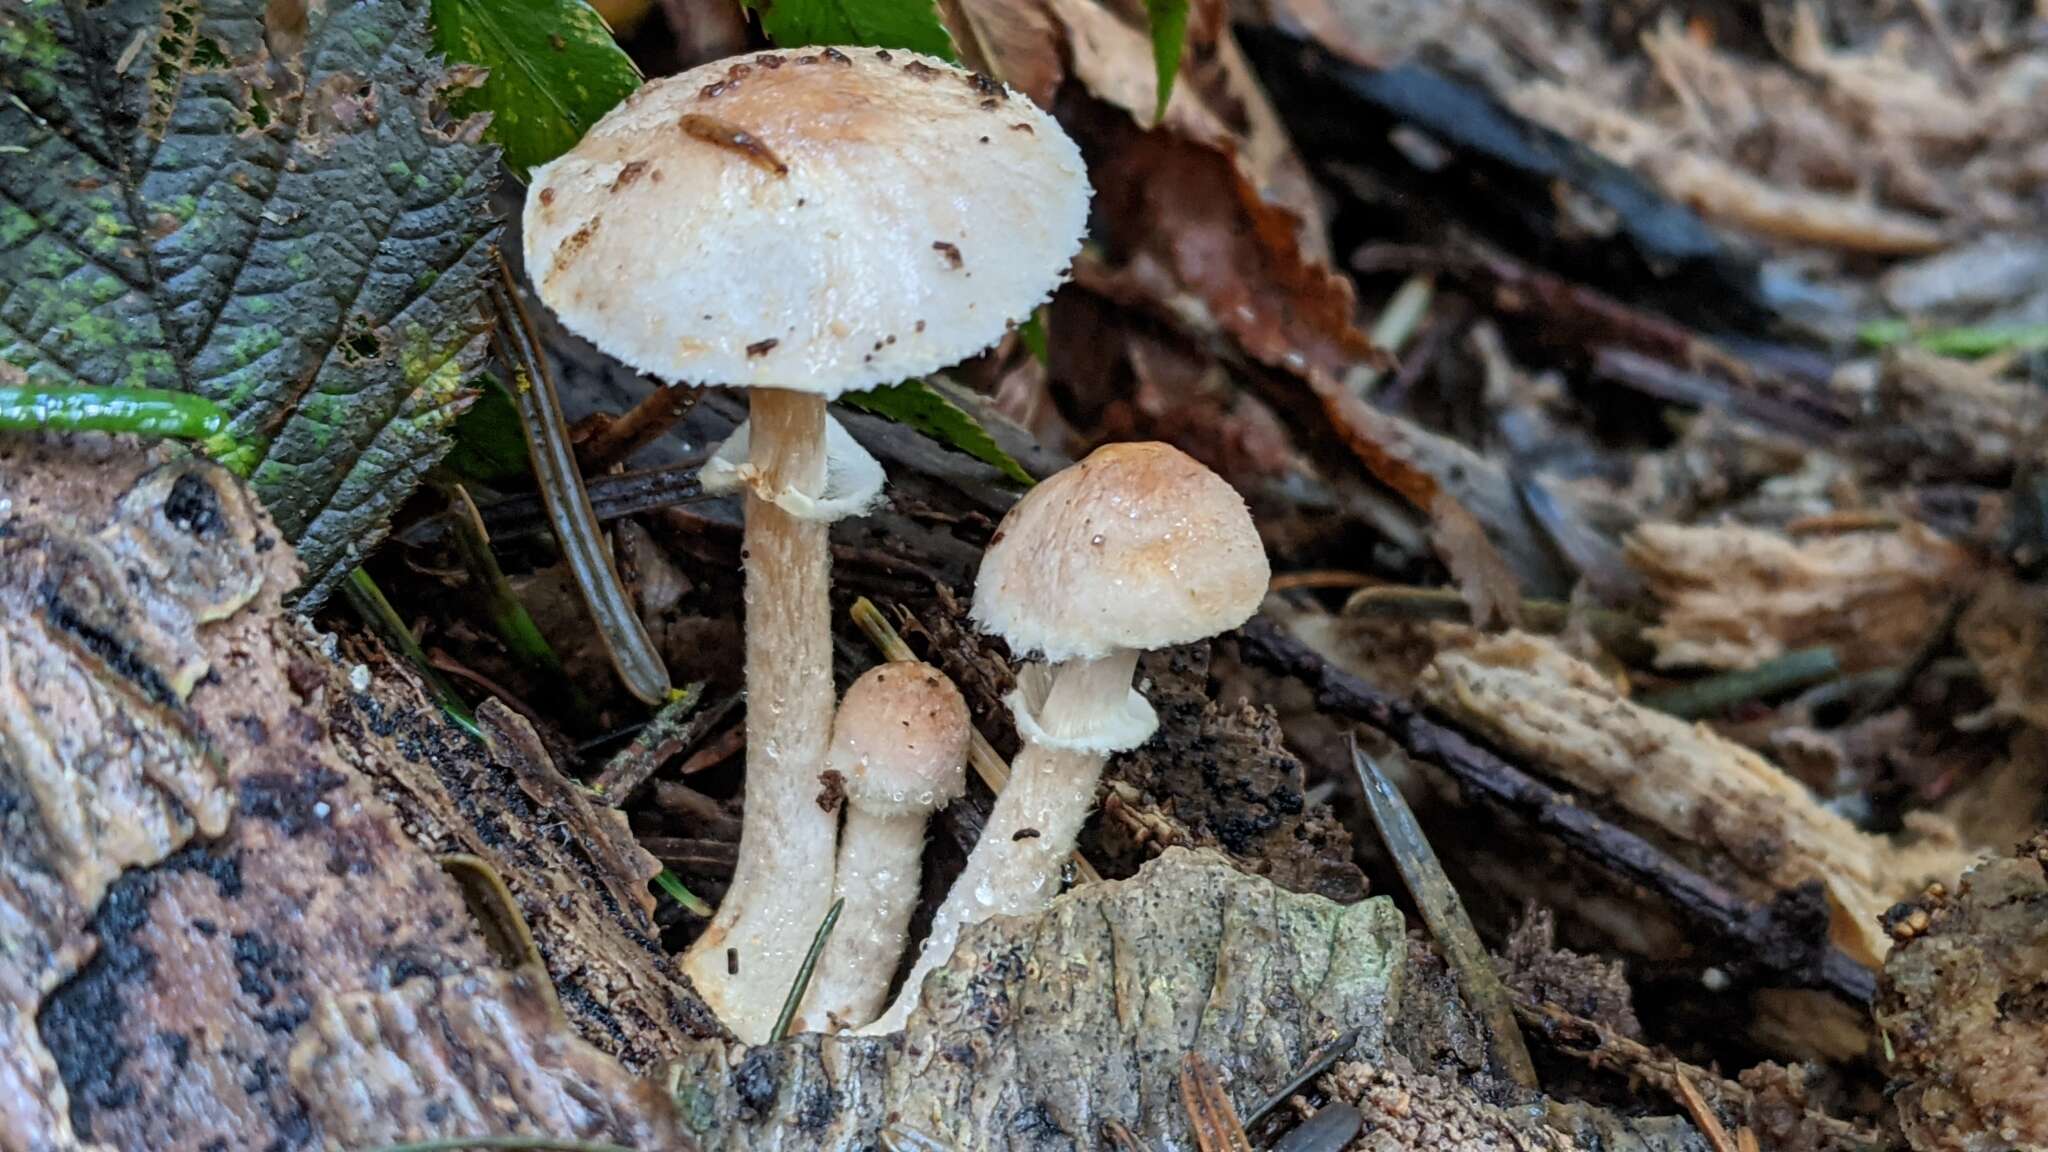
xmin=1351 ymin=737 xmax=1536 ymax=1088
xmin=1637 ymin=647 xmax=1839 ymax=719
xmin=654 ymin=868 xmax=714 ymax=917
xmin=492 ymin=257 xmax=670 ymax=705
xmin=443 ymin=482 xmax=589 ymax=716
xmin=773 ymin=896 xmax=844 ymax=1039
xmin=344 ymin=569 xmax=481 ymax=739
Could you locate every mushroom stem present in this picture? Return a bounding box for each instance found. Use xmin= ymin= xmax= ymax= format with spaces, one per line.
xmin=682 ymin=386 xmax=840 ymax=1043
xmin=801 ymin=805 xmax=928 ymax=1031
xmin=865 ymin=649 xmax=1139 ymax=1034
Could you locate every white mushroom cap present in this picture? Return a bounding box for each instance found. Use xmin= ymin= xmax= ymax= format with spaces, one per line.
xmin=972 ymin=442 xmax=1270 ymax=662
xmin=829 ymin=661 xmax=971 ymax=819
xmin=521 ymin=48 xmax=1091 ymax=396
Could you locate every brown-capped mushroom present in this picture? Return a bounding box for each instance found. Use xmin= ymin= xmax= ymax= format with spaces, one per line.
xmin=523 ymin=48 xmax=1089 ymax=1041
xmin=799 ymin=662 xmax=969 ymax=1032
xmin=867 ymin=442 xmax=1269 ymax=1033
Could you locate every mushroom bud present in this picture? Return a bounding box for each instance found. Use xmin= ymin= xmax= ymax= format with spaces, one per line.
xmin=867 ymin=442 xmax=1269 ymax=1033
xmin=799 ymin=662 xmax=970 ymax=1032
xmin=523 ymin=47 xmax=1089 ymax=1042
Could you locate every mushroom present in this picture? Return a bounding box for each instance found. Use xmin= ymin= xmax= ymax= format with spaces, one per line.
xmin=522 ymin=48 xmax=1089 ymax=1042
xmin=799 ymin=661 xmax=970 ymax=1032
xmin=867 ymin=442 xmax=1269 ymax=1033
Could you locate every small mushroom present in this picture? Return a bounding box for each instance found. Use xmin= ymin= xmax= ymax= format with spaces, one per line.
xmin=799 ymin=662 xmax=969 ymax=1032
xmin=523 ymin=48 xmax=1089 ymax=1042
xmin=866 ymin=442 xmax=1268 ymax=1033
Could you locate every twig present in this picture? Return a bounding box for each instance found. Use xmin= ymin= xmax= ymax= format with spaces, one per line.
xmin=427 ymin=649 xmax=547 ymax=735
xmin=1236 ymin=617 xmax=1876 ymax=1003
xmin=1512 ymin=998 xmax=1890 ymax=1150
xmin=1675 ymin=1066 xmax=1739 ymax=1152
xmin=577 ymin=385 xmax=702 ymax=472
xmin=1347 ymin=273 xmax=1435 ymax=398
xmin=491 ymin=257 xmax=670 ymax=705
xmin=773 ymin=897 xmax=843 ymax=1040
xmin=1243 ymin=1028 xmax=1361 ymax=1125
xmin=1594 ymin=347 xmax=1843 ymax=443
xmin=1179 ymin=1053 xmax=1255 ymax=1152
xmin=1352 ymin=740 xmax=1536 ymax=1088
xmin=402 ymin=462 xmax=711 ymax=548
xmin=1269 ymin=570 xmax=1380 ymax=592
xmin=589 ymin=684 xmax=733 ymax=803
xmin=849 ymin=597 xmax=1102 ymax=884
xmin=1638 ymin=647 xmax=1839 ymax=719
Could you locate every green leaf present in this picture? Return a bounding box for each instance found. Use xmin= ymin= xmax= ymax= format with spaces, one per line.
xmin=430 ymin=0 xmax=642 ymax=176
xmin=444 ymin=374 xmax=531 ymax=483
xmin=743 ymin=0 xmax=956 ymax=62
xmin=1146 ymin=0 xmax=1190 ymax=120
xmin=1 ymin=0 xmax=498 ymax=608
xmin=843 ymin=379 xmax=1033 ymax=486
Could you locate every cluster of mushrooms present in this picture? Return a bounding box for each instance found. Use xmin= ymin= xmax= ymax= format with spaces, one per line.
xmin=524 ymin=46 xmax=1270 ymax=1042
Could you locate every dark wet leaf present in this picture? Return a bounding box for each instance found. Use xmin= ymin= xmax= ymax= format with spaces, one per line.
xmin=843 ymin=379 xmax=1033 ymax=485
xmin=743 ymin=0 xmax=957 ymax=61
xmin=0 ymin=0 xmax=499 ymax=606
xmin=430 ymin=0 xmax=642 ymax=176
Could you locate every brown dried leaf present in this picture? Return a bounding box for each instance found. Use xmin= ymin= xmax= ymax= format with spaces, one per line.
xmin=1418 ymin=632 xmax=1976 ymax=965
xmin=1626 ymin=522 xmax=1975 ymax=673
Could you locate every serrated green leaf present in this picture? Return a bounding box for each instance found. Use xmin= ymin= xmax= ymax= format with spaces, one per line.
xmin=1146 ymin=0 xmax=1190 ymax=120
xmin=843 ymin=379 xmax=1032 ymax=486
xmin=743 ymin=0 xmax=956 ymax=62
xmin=0 ymin=0 xmax=498 ymax=608
xmin=431 ymin=0 xmax=642 ymax=176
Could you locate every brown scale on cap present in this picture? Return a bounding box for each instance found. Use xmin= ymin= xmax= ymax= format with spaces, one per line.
xmin=745 ymin=338 xmax=779 ymax=357
xmin=678 ymin=114 xmax=789 ymax=176
xmin=822 ymin=47 xmax=852 ymax=65
xmin=755 ymin=53 xmax=784 ymax=68
xmin=932 ymin=241 xmax=962 ymax=269
xmin=903 ymin=61 xmax=939 ymax=80
xmin=610 ymin=160 xmax=649 ymax=192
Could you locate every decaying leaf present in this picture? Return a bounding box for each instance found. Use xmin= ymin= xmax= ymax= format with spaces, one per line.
xmin=1879 ymin=833 xmax=2048 ymax=1152
xmin=0 ymin=0 xmax=498 ymax=607
xmin=665 ymin=849 xmax=1406 ymax=1152
xmin=1418 ymin=632 xmax=1976 ymax=965
xmin=1958 ymin=575 xmax=2048 ymax=733
xmin=1626 ymin=522 xmax=1975 ymax=673
xmin=0 ymin=434 xmax=679 ymax=1152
